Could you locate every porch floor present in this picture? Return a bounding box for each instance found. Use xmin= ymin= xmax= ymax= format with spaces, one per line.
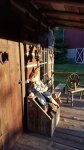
xmin=11 ymin=93 xmax=84 ymax=150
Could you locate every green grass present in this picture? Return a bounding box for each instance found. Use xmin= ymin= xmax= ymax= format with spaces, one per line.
xmin=54 ymin=63 xmax=84 ymax=88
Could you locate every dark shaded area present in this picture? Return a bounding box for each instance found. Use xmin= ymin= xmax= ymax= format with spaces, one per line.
xmin=27 ymin=45 xmax=34 ymax=62
xmin=0 ymin=52 xmax=9 ymax=64
xmin=23 ymin=96 xmax=28 ymax=132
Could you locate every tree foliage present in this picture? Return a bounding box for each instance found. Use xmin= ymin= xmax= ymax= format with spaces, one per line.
xmin=54 ymin=27 xmax=68 ymax=63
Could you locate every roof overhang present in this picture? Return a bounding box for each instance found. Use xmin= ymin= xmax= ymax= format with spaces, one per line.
xmin=29 ymin=0 xmax=84 ymax=30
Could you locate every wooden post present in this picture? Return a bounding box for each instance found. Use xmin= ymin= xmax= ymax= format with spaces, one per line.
xmin=20 ymin=43 xmax=26 ymax=117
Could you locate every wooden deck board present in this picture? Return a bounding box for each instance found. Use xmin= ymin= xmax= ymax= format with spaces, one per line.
xmin=53 ymin=132 xmax=84 ymax=150
xmin=11 ymin=134 xmax=78 ymax=150
xmin=11 ymin=93 xmax=84 ymax=150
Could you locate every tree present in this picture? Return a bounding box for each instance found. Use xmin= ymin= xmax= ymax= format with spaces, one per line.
xmin=53 ymin=27 xmax=68 ymax=63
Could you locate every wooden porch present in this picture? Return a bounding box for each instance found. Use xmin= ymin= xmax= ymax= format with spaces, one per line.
xmin=11 ymin=93 xmax=84 ymax=150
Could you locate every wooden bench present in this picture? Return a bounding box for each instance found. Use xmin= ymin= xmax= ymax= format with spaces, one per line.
xmin=52 ymin=83 xmax=66 ymax=98
xmin=67 ymin=86 xmax=84 ymax=106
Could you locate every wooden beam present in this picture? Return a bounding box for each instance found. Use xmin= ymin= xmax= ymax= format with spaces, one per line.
xmin=55 ymin=23 xmax=84 ymax=29
xmin=49 ymin=18 xmax=84 ymax=27
xmin=48 ymin=17 xmax=81 ymax=22
xmin=11 ymin=0 xmax=48 ymax=27
xmin=45 ymin=10 xmax=84 ymax=20
xmin=10 ymin=0 xmax=48 ymax=33
xmin=49 ymin=17 xmax=84 ymax=30
xmin=50 ymin=23 xmax=84 ymax=31
xmin=31 ymin=0 xmax=84 ymax=7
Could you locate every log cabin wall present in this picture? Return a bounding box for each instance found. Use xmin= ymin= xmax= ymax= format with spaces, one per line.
xmin=0 ymin=0 xmax=54 ymax=149
xmin=0 ymin=0 xmax=84 ymax=148
xmin=23 ymin=43 xmax=40 ymax=131
xmin=0 ymin=38 xmax=55 ymax=149
xmin=0 ymin=2 xmax=25 ymax=147
xmin=0 ymin=3 xmax=45 ymax=150
xmin=24 ymin=43 xmax=40 ymax=82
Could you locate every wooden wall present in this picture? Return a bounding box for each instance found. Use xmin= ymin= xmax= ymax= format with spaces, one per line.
xmin=0 ymin=1 xmax=55 ymax=149
xmin=0 ymin=39 xmax=22 ymax=150
xmin=64 ymin=28 xmax=84 ymax=49
xmin=0 ymin=39 xmax=54 ymax=149
xmin=24 ymin=43 xmax=40 ymax=81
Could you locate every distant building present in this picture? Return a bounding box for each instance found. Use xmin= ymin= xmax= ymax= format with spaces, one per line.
xmin=64 ymin=29 xmax=84 ymax=64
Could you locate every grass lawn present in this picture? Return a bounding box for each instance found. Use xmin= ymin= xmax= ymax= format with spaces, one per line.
xmin=54 ymin=63 xmax=84 ymax=88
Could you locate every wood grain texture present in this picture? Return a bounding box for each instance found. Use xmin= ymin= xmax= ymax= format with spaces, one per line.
xmin=0 ymin=39 xmax=22 ymax=150
xmin=11 ymin=93 xmax=84 ymax=150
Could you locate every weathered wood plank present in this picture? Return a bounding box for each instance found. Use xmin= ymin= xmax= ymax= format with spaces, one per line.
xmin=11 ymin=0 xmax=48 ymax=26
xmin=52 ymin=19 xmax=84 ymax=27
xmin=11 ymin=142 xmax=40 ymax=150
xmin=53 ymin=72 xmax=84 ymax=76
xmin=53 ymin=131 xmax=84 ymax=150
xmin=51 ymin=23 xmax=84 ymax=31
xmin=60 ymin=112 xmax=84 ymax=122
xmin=27 ymin=97 xmax=54 ymax=137
xmin=11 ymin=92 xmax=84 ymax=150
xmin=58 ymin=116 xmax=84 ymax=130
xmin=55 ymin=127 xmax=84 ymax=138
xmin=60 ymin=107 xmax=84 ymax=119
xmin=31 ymin=0 xmax=84 ymax=8
xmin=11 ymin=134 xmax=78 ymax=150
xmin=0 ymin=39 xmax=23 ymax=149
